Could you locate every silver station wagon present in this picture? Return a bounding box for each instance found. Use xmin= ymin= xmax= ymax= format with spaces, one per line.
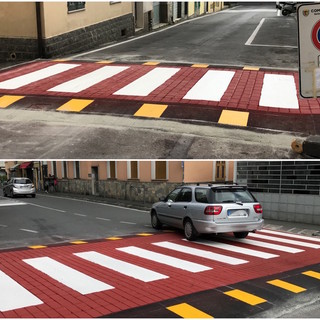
xmin=151 ymin=184 xmax=264 ymax=240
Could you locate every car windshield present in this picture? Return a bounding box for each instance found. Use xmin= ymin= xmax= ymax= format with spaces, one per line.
xmin=14 ymin=178 xmax=32 ymax=184
xmin=211 ymin=187 xmax=256 ymax=203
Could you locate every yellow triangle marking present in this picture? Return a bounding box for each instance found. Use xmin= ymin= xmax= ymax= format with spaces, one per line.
xmin=134 ymin=103 xmax=168 ymax=118
xmin=218 ymin=110 xmax=249 ymax=127
xmin=71 ymin=240 xmax=87 ymax=245
xmin=267 ymin=279 xmax=306 ymax=293
xmin=224 ymin=289 xmax=267 ymax=306
xmin=57 ymin=99 xmax=94 ymax=112
xmin=0 ymin=95 xmax=25 ymax=108
xmin=29 ymin=245 xmax=47 ymax=249
xmin=167 ymin=303 xmax=213 ymax=318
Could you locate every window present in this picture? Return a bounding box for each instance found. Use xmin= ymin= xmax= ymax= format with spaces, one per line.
xmin=176 ymin=188 xmax=192 ymax=202
xmin=195 ymin=188 xmax=210 ymax=203
xmin=51 ymin=161 xmax=57 ymax=177
xmin=67 ymin=2 xmax=85 ymax=12
xmin=215 ymin=161 xmax=226 ymax=182
xmin=129 ymin=161 xmax=138 ymax=179
xmin=166 ymin=188 xmax=181 ymax=202
xmin=108 ymin=161 xmax=117 ymax=179
xmin=74 ymin=161 xmax=80 ymax=179
xmin=155 ymin=161 xmax=167 ymax=180
xmin=62 ymin=161 xmax=68 ymax=178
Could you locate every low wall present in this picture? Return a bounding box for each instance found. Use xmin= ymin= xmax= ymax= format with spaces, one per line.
xmin=253 ymin=192 xmax=320 ymax=225
xmin=56 ymin=179 xmax=180 ymax=204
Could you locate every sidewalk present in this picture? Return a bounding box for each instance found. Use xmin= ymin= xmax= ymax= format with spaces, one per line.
xmin=41 ymin=191 xmax=320 ymax=238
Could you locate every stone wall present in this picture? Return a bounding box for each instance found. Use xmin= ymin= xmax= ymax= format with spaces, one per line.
xmin=56 ymin=179 xmax=180 ymax=204
xmin=0 ymin=13 xmax=134 ymax=61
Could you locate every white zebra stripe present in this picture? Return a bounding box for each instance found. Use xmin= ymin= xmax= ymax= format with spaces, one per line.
xmin=183 ymin=70 xmax=235 ymax=101
xmin=0 ymin=269 xmax=43 ymax=312
xmin=118 ymin=246 xmax=212 ymax=273
xmin=184 ymin=239 xmax=279 ymax=259
xmin=153 ymin=241 xmax=248 ymax=265
xmin=74 ymin=251 xmax=168 ymax=282
xmin=249 ymin=233 xmax=320 ymax=249
xmin=114 ymin=67 xmax=180 ymax=96
xmin=0 ymin=63 xmax=79 ymax=90
xmin=260 ymin=229 xmax=320 ymax=243
xmin=23 ymin=257 xmax=113 ymax=294
xmin=48 ymin=65 xmax=129 ymax=93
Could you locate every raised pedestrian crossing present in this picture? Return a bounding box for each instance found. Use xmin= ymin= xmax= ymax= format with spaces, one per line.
xmin=1 ymin=229 xmax=320 ymax=316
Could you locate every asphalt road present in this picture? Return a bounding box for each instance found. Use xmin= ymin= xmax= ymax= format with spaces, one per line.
xmin=0 ymin=193 xmax=150 ymax=250
xmin=71 ymin=2 xmax=298 ymax=69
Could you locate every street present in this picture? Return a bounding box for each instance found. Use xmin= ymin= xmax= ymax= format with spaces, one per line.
xmin=0 ymin=3 xmax=314 ymax=159
xmin=1 ymin=192 xmax=320 ymax=318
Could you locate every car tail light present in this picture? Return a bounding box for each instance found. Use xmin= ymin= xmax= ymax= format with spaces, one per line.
xmin=204 ymin=206 xmax=222 ymax=215
xmin=254 ymin=204 xmax=263 ymax=214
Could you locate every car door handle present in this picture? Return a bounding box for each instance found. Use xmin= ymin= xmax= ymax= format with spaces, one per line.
xmin=184 ymin=206 xmax=187 ymax=209
xmin=168 ymin=204 xmax=171 ymax=208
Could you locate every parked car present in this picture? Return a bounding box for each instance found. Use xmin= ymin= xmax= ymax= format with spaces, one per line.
xmin=151 ymin=184 xmax=264 ymax=241
xmin=2 ymin=178 xmax=36 ymax=198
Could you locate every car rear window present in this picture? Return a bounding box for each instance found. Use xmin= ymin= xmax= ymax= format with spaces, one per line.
xmin=14 ymin=179 xmax=32 ymax=184
xmin=212 ymin=187 xmax=256 ymax=203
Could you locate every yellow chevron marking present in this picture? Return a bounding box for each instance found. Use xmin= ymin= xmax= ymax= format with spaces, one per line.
xmin=302 ymin=270 xmax=320 ymax=280
xmin=57 ymin=99 xmax=94 ymax=112
xmin=191 ymin=64 xmax=209 ymax=68
xmin=134 ymin=103 xmax=168 ymax=118
xmin=0 ymin=95 xmax=25 ymax=108
xmin=29 ymin=245 xmax=47 ymax=249
xmin=243 ymin=66 xmax=260 ymax=71
xmin=70 ymin=240 xmax=88 ymax=245
xmin=143 ymin=62 xmax=160 ymax=66
xmin=106 ymin=237 xmax=123 ymax=241
xmin=218 ymin=110 xmax=249 ymax=127
xmin=224 ymin=289 xmax=267 ymax=306
xmin=167 ymin=303 xmax=213 ymax=318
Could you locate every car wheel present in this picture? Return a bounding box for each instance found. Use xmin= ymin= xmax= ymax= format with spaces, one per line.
xmin=233 ymin=231 xmax=249 ymax=239
xmin=151 ymin=210 xmax=162 ymax=230
xmin=3 ymin=190 xmax=7 ymax=197
xmin=10 ymin=190 xmax=15 ymax=198
xmin=184 ymin=219 xmax=198 ymax=241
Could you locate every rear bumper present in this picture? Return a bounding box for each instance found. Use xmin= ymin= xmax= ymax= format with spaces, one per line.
xmin=13 ymin=187 xmax=36 ymax=195
xmin=193 ymin=219 xmax=264 ymax=234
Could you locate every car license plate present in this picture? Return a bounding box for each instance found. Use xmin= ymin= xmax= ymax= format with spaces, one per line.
xmin=227 ymin=209 xmax=248 ymax=217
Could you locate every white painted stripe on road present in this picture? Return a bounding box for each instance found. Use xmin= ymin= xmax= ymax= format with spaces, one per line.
xmin=0 ymin=269 xmax=43 ymax=312
xmin=185 ymin=239 xmax=279 ymax=259
xmin=120 ymin=221 xmax=136 ymax=225
xmin=114 ymin=67 xmax=180 ymax=96
xmin=183 ymin=70 xmax=235 ymax=102
xmin=73 ymin=213 xmax=87 ymax=217
xmin=0 ymin=224 xmax=8 ymax=227
xmin=96 ymin=217 xmax=111 ymax=221
xmin=0 ymin=202 xmax=27 ymax=207
xmin=48 ymin=65 xmax=128 ymax=93
xmin=153 ymin=241 xmax=248 ymax=265
xmin=249 ymin=233 xmax=320 ymax=249
xmin=20 ymin=228 xmax=38 ymax=234
xmin=75 ymin=251 xmax=168 ymax=282
xmin=118 ymin=246 xmax=212 ymax=273
xmin=27 ymin=203 xmax=66 ymax=213
xmin=23 ymin=257 xmax=113 ymax=294
xmin=245 ymin=18 xmax=265 ymax=46
xmin=232 ymin=237 xmax=304 ymax=253
xmin=260 ymin=229 xmax=320 ymax=243
xmin=0 ymin=63 xmax=79 ymax=89
xmin=259 ymin=74 xmax=299 ymax=109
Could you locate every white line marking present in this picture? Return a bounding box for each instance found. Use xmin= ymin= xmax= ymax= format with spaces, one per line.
xmin=183 ymin=70 xmax=235 ymax=102
xmin=27 ymin=203 xmax=66 ymax=213
xmin=250 ymin=233 xmax=320 ymax=249
xmin=184 ymin=239 xmax=279 ymax=259
xmin=48 ymin=65 xmax=129 ymax=93
xmin=0 ymin=269 xmax=43 ymax=312
xmin=259 ymin=74 xmax=299 ymax=109
xmin=96 ymin=217 xmax=111 ymax=221
xmin=118 ymin=246 xmax=212 ymax=273
xmin=153 ymin=241 xmax=248 ymax=265
xmin=23 ymin=257 xmax=113 ymax=294
xmin=73 ymin=213 xmax=87 ymax=217
xmin=245 ymin=18 xmax=265 ymax=46
xmin=261 ymin=229 xmax=320 ymax=243
xmin=222 ymin=9 xmax=277 ymax=13
xmin=19 ymin=228 xmax=38 ymax=234
xmin=0 ymin=63 xmax=79 ymax=89
xmin=114 ymin=67 xmax=180 ymax=96
xmin=0 ymin=202 xmax=27 ymax=207
xmin=248 ymin=44 xmax=297 ymax=49
xmin=231 ymin=238 xmax=304 ymax=254
xmin=0 ymin=224 xmax=8 ymax=227
xmin=74 ymin=251 xmax=168 ymax=282
xmin=120 ymin=221 xmax=136 ymax=225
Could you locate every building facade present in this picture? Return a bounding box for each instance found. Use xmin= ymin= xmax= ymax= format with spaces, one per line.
xmin=0 ymin=1 xmax=225 ymax=61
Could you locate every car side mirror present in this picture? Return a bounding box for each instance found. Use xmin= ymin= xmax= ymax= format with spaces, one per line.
xmin=159 ymin=196 xmax=166 ymax=202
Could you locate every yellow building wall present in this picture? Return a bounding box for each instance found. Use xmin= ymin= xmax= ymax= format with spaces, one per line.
xmin=116 ymin=161 xmax=128 ymax=181
xmin=139 ymin=161 xmax=152 ymax=182
xmin=184 ymin=161 xmax=214 ymax=183
xmin=168 ymin=161 xmax=183 ymax=182
xmin=0 ymin=2 xmax=37 ymax=38
xmin=188 ymin=2 xmax=195 ymax=17
xmin=41 ymin=2 xmax=133 ymax=38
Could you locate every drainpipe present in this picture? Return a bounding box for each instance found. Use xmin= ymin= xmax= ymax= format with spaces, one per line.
xmin=36 ymin=2 xmax=44 ymax=58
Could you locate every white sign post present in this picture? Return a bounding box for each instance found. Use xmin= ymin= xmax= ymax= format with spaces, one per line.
xmin=298 ymin=3 xmax=320 ymax=98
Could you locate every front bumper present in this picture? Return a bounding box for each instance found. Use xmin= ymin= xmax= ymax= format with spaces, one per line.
xmin=193 ymin=219 xmax=264 ymax=234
